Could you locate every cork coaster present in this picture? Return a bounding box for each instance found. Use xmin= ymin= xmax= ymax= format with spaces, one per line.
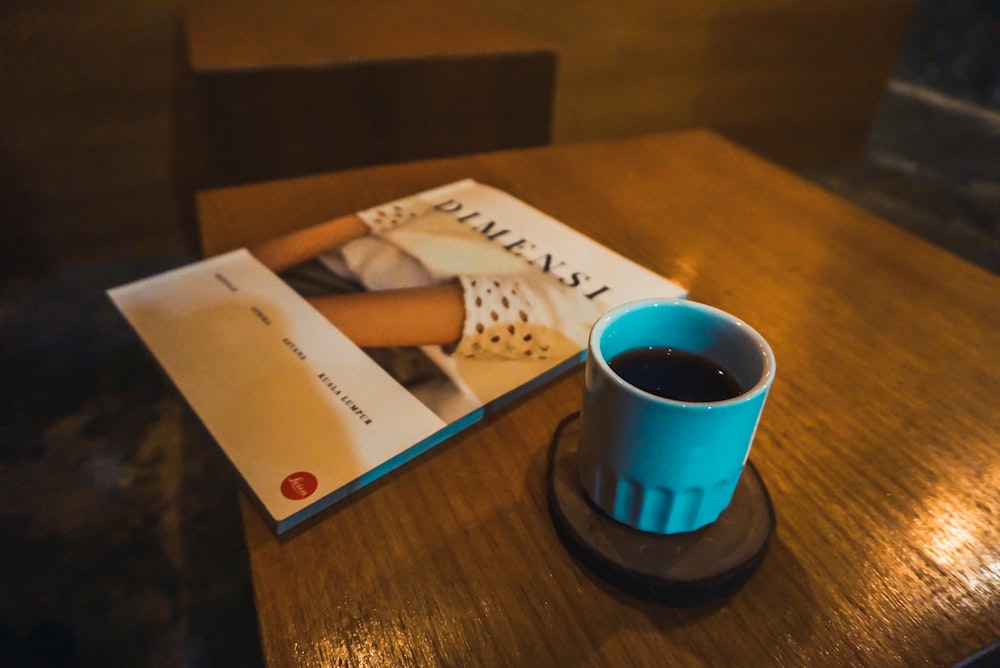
xmin=547 ymin=412 xmax=776 ymax=606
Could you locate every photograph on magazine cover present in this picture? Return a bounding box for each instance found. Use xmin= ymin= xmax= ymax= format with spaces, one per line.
xmin=249 ymin=179 xmax=614 ymax=423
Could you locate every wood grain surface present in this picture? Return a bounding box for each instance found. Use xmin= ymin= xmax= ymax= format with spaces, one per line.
xmin=198 ymin=130 xmax=1000 ymax=667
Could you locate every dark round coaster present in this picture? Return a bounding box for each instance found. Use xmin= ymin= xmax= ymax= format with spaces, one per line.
xmin=547 ymin=412 xmax=776 ymax=606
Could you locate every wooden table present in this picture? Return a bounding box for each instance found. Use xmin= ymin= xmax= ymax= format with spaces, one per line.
xmin=197 ymin=130 xmax=1000 ymax=666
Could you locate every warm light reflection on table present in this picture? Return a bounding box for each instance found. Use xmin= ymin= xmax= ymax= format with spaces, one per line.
xmin=917 ymin=458 xmax=1000 ymax=596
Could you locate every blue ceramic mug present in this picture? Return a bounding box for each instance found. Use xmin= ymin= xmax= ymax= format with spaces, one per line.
xmin=578 ymin=299 xmax=776 ymax=534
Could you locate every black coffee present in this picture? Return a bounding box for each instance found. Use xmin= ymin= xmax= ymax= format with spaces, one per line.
xmin=608 ymin=347 xmax=743 ymax=402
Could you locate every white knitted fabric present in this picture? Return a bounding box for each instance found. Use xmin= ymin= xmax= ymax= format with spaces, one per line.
xmin=453 ymin=274 xmax=589 ymax=361
xmin=341 ymin=186 xmax=603 ymax=362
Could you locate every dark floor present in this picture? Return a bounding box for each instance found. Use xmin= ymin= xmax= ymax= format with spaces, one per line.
xmin=806 ymin=81 xmax=1000 ymax=275
xmin=1 ymin=1 xmax=999 ymax=667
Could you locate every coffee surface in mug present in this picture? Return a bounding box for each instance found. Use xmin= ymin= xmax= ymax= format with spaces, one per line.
xmin=608 ymin=347 xmax=743 ymax=402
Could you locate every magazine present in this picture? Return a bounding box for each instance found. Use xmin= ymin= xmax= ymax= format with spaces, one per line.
xmin=109 ymin=179 xmax=686 ymax=533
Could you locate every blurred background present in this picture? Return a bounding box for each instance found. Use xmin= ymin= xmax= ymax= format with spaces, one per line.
xmin=1 ymin=0 xmax=997 ymax=666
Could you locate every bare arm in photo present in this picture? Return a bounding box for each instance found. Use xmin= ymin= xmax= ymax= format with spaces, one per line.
xmin=248 ymin=214 xmax=370 ymax=273
xmin=248 ymin=212 xmax=464 ymax=348
xmin=308 ymin=281 xmax=465 ymax=348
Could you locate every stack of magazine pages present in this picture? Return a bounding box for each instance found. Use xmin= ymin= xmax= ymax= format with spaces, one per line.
xmin=109 ymin=179 xmax=686 ymax=533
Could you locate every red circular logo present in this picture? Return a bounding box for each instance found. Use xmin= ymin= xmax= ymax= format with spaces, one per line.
xmin=280 ymin=472 xmax=318 ymax=500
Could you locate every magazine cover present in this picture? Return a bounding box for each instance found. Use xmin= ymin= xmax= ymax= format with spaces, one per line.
xmin=109 ymin=179 xmax=686 ymax=533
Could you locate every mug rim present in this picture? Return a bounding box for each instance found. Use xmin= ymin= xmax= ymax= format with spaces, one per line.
xmin=589 ymin=298 xmax=776 ymax=409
